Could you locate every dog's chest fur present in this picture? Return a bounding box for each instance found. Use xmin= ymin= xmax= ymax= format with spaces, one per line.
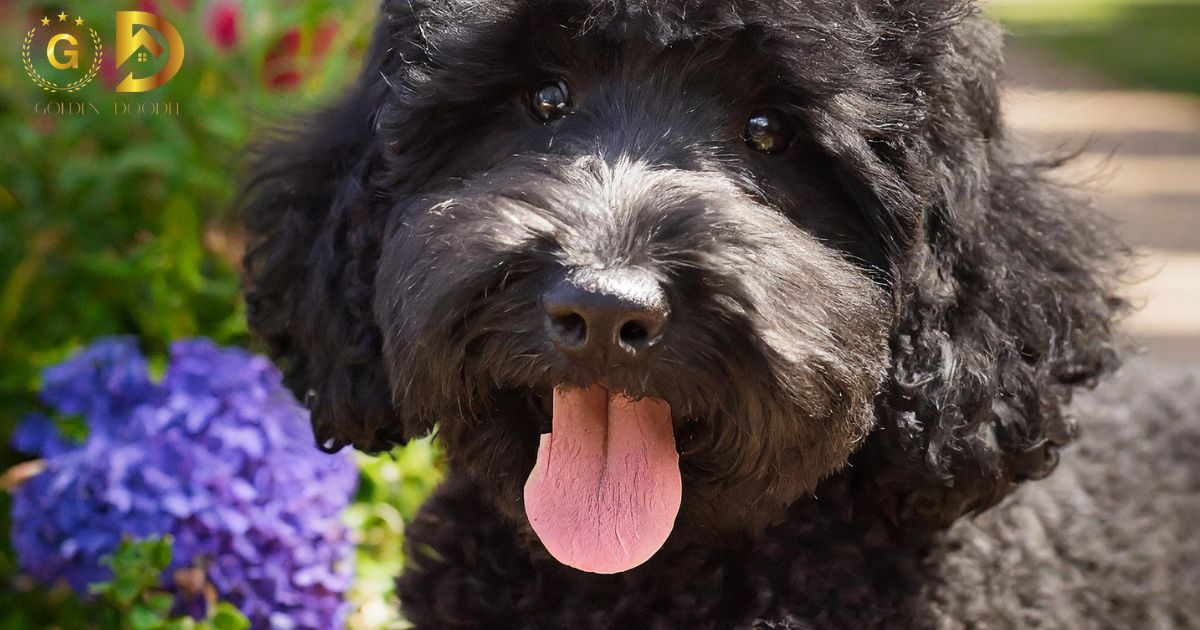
xmin=396 ymin=365 xmax=1200 ymax=629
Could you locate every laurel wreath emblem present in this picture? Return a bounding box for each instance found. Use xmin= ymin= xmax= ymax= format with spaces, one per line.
xmin=22 ymin=26 xmax=103 ymax=93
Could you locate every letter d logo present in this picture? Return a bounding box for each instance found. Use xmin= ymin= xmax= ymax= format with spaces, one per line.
xmin=115 ymin=11 xmax=184 ymax=93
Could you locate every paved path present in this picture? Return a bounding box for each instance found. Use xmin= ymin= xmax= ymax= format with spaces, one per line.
xmin=1003 ymin=45 xmax=1200 ymax=363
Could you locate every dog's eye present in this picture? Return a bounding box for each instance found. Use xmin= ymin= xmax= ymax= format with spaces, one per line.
xmin=742 ymin=110 xmax=793 ymax=154
xmin=530 ymin=80 xmax=573 ymax=122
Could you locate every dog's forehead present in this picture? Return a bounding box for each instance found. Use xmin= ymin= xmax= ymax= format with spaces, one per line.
xmin=559 ymin=0 xmax=750 ymax=43
xmin=386 ymin=0 xmax=970 ymax=81
xmin=409 ymin=0 xmax=739 ymax=27
xmin=391 ymin=0 xmax=807 ymax=48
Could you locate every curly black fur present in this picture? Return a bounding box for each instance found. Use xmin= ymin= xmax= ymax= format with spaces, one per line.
xmin=240 ymin=0 xmax=1198 ymax=627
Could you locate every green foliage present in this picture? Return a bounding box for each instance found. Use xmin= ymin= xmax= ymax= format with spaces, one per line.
xmin=89 ymin=536 xmax=250 ymax=630
xmin=990 ymin=0 xmax=1200 ymax=94
xmin=0 ymin=565 xmax=99 ymax=630
xmin=91 ymin=536 xmax=175 ymax=612
xmin=344 ymin=438 xmax=446 ymax=630
xmin=0 ymin=536 xmax=249 ymax=630
xmin=1 ymin=0 xmax=449 ymax=626
xmin=1 ymin=0 xmax=362 ymax=617
xmin=0 ymin=0 xmax=377 ymax=441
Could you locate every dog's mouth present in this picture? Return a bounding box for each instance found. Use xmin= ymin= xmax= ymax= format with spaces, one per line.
xmin=522 ymin=384 xmax=683 ymax=574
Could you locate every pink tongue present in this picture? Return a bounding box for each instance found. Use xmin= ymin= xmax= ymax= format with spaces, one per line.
xmin=524 ymin=385 xmax=681 ymax=574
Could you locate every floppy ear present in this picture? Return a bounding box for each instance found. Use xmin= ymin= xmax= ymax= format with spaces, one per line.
xmin=240 ymin=9 xmax=430 ymax=452
xmin=844 ymin=10 xmax=1127 ymax=529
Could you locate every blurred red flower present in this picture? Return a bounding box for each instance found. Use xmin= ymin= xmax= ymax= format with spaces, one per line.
xmin=206 ymin=2 xmax=240 ymax=51
xmin=263 ymin=27 xmax=302 ymax=90
xmin=312 ymin=20 xmax=338 ymax=60
xmin=137 ymin=0 xmax=194 ymax=14
xmin=263 ymin=21 xmax=339 ymax=92
xmin=99 ymin=51 xmax=121 ymax=90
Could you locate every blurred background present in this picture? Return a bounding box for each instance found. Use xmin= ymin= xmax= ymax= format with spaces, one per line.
xmin=0 ymin=0 xmax=1197 ymax=628
xmin=992 ymin=0 xmax=1200 ymax=362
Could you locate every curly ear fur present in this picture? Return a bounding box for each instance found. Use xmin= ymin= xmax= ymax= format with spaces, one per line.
xmin=239 ymin=12 xmax=429 ymax=452
xmin=840 ymin=8 xmax=1127 ymax=529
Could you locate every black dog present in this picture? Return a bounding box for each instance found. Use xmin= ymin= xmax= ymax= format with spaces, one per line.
xmin=241 ymin=0 xmax=1200 ymax=626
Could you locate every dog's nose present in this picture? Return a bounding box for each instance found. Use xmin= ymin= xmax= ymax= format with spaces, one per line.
xmin=542 ymin=268 xmax=669 ymax=368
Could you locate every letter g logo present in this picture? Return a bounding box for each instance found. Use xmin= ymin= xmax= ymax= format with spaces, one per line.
xmin=22 ymin=13 xmax=101 ymax=93
xmin=47 ymin=33 xmax=79 ymax=69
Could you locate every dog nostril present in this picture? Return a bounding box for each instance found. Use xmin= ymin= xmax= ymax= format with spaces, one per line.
xmin=618 ymin=307 xmax=667 ymax=352
xmin=619 ymin=320 xmax=649 ymax=346
xmin=550 ymin=312 xmax=587 ymax=347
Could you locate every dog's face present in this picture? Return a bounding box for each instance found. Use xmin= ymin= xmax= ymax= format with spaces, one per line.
xmin=373 ymin=5 xmax=892 ymax=571
xmin=243 ymin=0 xmax=1122 ymax=574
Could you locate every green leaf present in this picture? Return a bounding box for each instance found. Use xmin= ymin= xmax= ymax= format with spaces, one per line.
xmin=152 ymin=535 xmax=175 ymax=570
xmin=207 ymin=603 xmax=251 ymax=630
xmin=147 ymin=593 xmax=176 ymax=614
xmin=93 ymin=536 xmax=175 ymax=609
xmin=129 ymin=601 xmax=169 ymax=630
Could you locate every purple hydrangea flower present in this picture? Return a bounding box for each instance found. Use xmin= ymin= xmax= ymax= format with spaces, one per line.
xmin=11 ymin=337 xmax=358 ymax=629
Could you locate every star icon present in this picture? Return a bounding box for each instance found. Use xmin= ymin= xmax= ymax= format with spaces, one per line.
xmin=40 ymin=16 xmax=50 ymax=26
xmin=57 ymin=11 xmax=67 ymax=22
xmin=75 ymin=16 xmax=84 ymax=26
